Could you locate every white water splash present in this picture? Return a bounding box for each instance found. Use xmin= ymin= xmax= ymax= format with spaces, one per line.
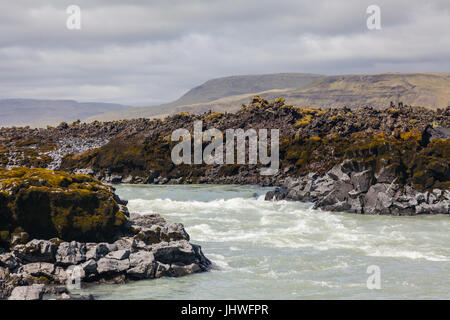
xmin=83 ymin=184 xmax=450 ymax=300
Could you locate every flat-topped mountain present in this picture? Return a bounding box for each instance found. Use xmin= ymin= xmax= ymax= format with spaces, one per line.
xmin=85 ymin=73 xmax=323 ymax=122
xmin=171 ymin=72 xmax=450 ymax=115
xmin=3 ymin=73 xmax=448 ymax=127
xmin=275 ymin=72 xmax=450 ymax=110
xmin=86 ymin=72 xmax=450 ymax=122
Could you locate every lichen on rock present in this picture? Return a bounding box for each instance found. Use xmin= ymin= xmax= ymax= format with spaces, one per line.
xmin=0 ymin=167 xmax=128 ymax=248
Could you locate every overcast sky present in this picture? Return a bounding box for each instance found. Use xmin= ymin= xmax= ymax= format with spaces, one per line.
xmin=0 ymin=0 xmax=449 ymax=105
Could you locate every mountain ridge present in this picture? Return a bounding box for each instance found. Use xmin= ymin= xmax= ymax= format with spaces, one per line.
xmin=86 ymin=72 xmax=450 ymax=122
xmin=84 ymin=73 xmax=323 ymax=122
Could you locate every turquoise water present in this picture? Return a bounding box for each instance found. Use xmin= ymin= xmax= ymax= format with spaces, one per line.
xmin=81 ymin=184 xmax=450 ymax=299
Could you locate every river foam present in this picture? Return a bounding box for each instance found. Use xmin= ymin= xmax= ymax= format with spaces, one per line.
xmin=83 ymin=184 xmax=450 ymax=299
xmin=127 ymin=195 xmax=450 ymax=262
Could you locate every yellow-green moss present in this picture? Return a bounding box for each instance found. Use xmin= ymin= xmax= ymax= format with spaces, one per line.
xmin=294 ymin=115 xmax=313 ymax=128
xmin=0 ymin=167 xmax=128 ymax=247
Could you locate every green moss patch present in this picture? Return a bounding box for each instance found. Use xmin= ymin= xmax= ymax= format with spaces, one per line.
xmin=0 ymin=167 xmax=128 ymax=248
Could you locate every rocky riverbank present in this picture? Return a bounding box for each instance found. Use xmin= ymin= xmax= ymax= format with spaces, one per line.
xmin=0 ymin=97 xmax=449 ymax=216
xmin=265 ymin=159 xmax=449 ymax=215
xmin=0 ymin=167 xmax=210 ymax=300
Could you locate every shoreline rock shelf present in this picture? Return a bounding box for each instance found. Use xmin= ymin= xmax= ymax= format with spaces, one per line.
xmin=0 ymin=168 xmax=211 ymax=300
xmin=1 ymin=213 xmax=211 ymax=300
xmin=265 ymin=160 xmax=449 ymax=215
xmin=1 ymin=97 xmax=448 ymax=193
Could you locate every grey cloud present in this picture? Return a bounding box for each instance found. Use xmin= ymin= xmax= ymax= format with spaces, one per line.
xmin=0 ymin=0 xmax=448 ymax=105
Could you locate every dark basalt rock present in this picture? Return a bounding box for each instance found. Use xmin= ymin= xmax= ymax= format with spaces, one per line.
xmin=0 ymin=167 xmax=211 ymax=300
xmin=8 ymin=284 xmax=45 ymax=300
xmin=0 ymin=98 xmax=448 ymax=190
xmin=0 ymin=211 xmax=211 ymax=300
xmin=265 ymin=187 xmax=287 ymax=201
xmin=274 ymin=160 xmax=449 ymax=215
xmin=0 ymin=167 xmax=129 ymax=248
xmin=13 ymin=239 xmax=57 ymax=263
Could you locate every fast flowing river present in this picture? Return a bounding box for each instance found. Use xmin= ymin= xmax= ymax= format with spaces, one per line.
xmin=83 ymin=184 xmax=450 ymax=299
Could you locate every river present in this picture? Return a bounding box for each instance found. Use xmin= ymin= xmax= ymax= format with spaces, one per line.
xmin=81 ymin=184 xmax=450 ymax=299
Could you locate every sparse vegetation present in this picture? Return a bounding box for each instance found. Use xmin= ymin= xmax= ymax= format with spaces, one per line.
xmin=0 ymin=167 xmax=128 ymax=248
xmin=0 ymin=96 xmax=448 ymax=192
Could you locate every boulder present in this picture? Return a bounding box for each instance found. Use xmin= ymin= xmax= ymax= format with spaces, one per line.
xmin=8 ymin=284 xmax=45 ymax=300
xmin=444 ymin=191 xmax=450 ymax=201
xmin=416 ymin=201 xmax=450 ymax=214
xmin=310 ymin=176 xmax=335 ymax=198
xmin=347 ymin=196 xmax=364 ymax=214
xmin=265 ymin=187 xmax=287 ymax=201
xmin=85 ymin=243 xmax=111 ymax=260
xmin=55 ymin=241 xmax=86 ymax=266
xmin=133 ymin=221 xmax=190 ymax=245
xmin=129 ymin=251 xmax=154 ymax=267
xmin=0 ymin=167 xmax=129 ymax=246
xmin=390 ymin=202 xmax=415 ymax=216
xmin=126 ymin=263 xmax=152 ymax=279
xmin=96 ymin=258 xmax=130 ymax=274
xmin=113 ymin=237 xmax=137 ymax=252
xmin=10 ymin=232 xmax=29 ymax=247
xmin=375 ymin=165 xmax=397 ymax=184
xmin=154 ymin=262 xmax=171 ymax=278
xmin=0 ymin=252 xmax=20 ymax=271
xmin=133 ymin=226 xmax=162 ymax=245
xmin=351 ymin=170 xmax=374 ymax=193
xmin=328 ymin=164 xmax=351 ymax=182
xmin=364 ymin=184 xmax=394 ymax=214
xmin=152 ymin=241 xmax=196 ymax=265
xmin=21 ymin=262 xmax=55 ymax=279
xmin=80 ymin=259 xmax=98 ymax=276
xmin=105 ymin=249 xmax=130 ymax=260
xmin=430 ymin=201 xmax=450 ymax=214
xmin=126 ymin=252 xmax=156 ymax=280
xmin=13 ymin=239 xmax=57 ymax=263
xmin=131 ymin=213 xmax=167 ymax=228
xmin=57 ymin=292 xmax=94 ymax=300
xmin=163 ymin=223 xmax=190 ymax=242
xmin=152 ymin=240 xmax=210 ymax=267
xmin=319 ymin=200 xmax=351 ymax=212
xmin=0 ymin=279 xmax=14 ymax=300
xmin=171 ymin=263 xmax=201 ymax=277
xmin=415 ymin=203 xmax=433 ymax=214
xmin=283 ymin=177 xmax=303 ymax=189
xmin=314 ymin=181 xmax=353 ymax=208
xmin=53 ymin=267 xmax=68 ymax=283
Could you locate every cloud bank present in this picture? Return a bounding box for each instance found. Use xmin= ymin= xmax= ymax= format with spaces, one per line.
xmin=0 ymin=0 xmax=449 ymax=105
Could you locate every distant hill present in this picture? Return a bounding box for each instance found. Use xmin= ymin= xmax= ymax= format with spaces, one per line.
xmin=0 ymin=99 xmax=130 ymax=128
xmin=275 ymin=72 xmax=450 ymax=109
xmin=85 ymin=73 xmax=323 ymax=122
xmin=171 ymin=72 xmax=450 ymax=114
xmin=86 ymin=72 xmax=450 ymax=122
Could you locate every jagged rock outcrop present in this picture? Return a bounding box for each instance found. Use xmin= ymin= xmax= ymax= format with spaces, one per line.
xmin=1 ymin=98 xmax=448 ymax=186
xmin=0 ymin=97 xmax=449 ymax=215
xmin=0 ymin=167 xmax=129 ymax=248
xmin=0 ymin=213 xmax=211 ymax=300
xmin=7 ymin=284 xmax=45 ymax=300
xmin=0 ymin=168 xmax=211 ymax=300
xmin=266 ymin=160 xmax=449 ymax=215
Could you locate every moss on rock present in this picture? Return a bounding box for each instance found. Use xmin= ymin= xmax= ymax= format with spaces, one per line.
xmin=0 ymin=167 xmax=128 ymax=248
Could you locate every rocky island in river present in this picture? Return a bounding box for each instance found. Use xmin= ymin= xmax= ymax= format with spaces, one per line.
xmin=0 ymin=167 xmax=210 ymax=300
